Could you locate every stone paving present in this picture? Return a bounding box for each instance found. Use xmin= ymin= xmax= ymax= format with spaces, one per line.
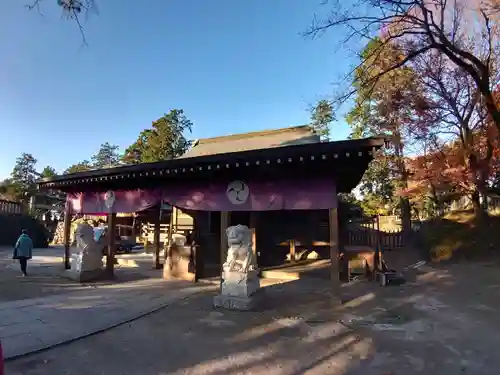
xmin=0 ymin=246 xmax=160 ymax=302
xmin=0 ymin=278 xmax=217 ymax=359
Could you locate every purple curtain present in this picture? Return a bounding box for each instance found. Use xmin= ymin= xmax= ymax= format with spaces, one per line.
xmin=67 ymin=189 xmax=163 ymax=214
xmin=66 ymin=177 xmax=337 ymax=214
xmin=163 ymin=177 xmax=337 ymax=211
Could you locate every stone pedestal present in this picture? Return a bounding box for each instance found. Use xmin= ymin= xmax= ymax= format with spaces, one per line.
xmin=64 ymin=249 xmax=105 ymax=282
xmin=163 ymin=244 xmax=196 ymax=282
xmin=214 ymin=270 xmax=262 ymax=310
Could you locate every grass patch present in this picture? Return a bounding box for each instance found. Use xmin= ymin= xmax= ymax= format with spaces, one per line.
xmin=420 ymin=210 xmax=500 ymax=262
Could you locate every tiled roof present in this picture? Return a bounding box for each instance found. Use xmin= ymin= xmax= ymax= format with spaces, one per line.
xmin=178 ymin=125 xmax=320 ymax=159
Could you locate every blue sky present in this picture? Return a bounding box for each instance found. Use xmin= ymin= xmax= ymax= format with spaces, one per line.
xmin=0 ymin=0 xmax=359 ymax=179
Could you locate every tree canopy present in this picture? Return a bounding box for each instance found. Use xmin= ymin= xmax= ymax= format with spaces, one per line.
xmin=91 ymin=142 xmax=121 ymax=169
xmin=122 ymin=109 xmax=193 ymax=164
xmin=310 ymin=100 xmax=334 ymax=140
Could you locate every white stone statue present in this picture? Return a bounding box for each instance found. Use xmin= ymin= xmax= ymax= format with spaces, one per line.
xmin=68 ymin=223 xmax=106 ymax=281
xmin=223 ymin=224 xmax=257 ymax=276
xmin=215 ymin=224 xmax=261 ymax=310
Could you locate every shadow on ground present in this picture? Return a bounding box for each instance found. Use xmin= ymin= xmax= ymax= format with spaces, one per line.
xmin=7 ymin=258 xmax=500 ymax=375
xmin=0 ymin=262 xmax=162 ymax=302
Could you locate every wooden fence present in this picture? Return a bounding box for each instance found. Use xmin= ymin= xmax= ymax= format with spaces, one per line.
xmin=348 ymin=228 xmax=404 ymax=250
xmin=0 ymin=199 xmax=22 ymax=214
xmin=141 ymin=222 xmax=194 ymax=243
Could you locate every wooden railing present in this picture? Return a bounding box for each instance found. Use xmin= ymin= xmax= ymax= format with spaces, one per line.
xmin=0 ymin=200 xmax=22 ymax=214
xmin=141 ymin=222 xmax=194 ymax=243
xmin=347 ymin=228 xmax=404 ymax=250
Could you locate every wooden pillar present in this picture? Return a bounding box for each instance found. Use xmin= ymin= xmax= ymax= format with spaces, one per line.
xmin=375 ymin=214 xmax=382 ymax=271
xmin=106 ymin=213 xmax=116 ymax=277
xmin=172 ymin=206 xmax=179 ymax=232
xmin=249 ymin=212 xmax=257 ymax=260
xmin=153 ymin=206 xmax=161 ymax=269
xmin=220 ymin=211 xmax=229 ymax=289
xmin=131 ymin=214 xmax=137 ymax=241
xmin=329 ymin=207 xmax=341 ymax=304
xmin=165 ymin=210 xmax=174 ymax=262
xmin=143 ymin=222 xmax=149 ymax=250
xmin=62 ymin=209 xmax=71 ymax=269
xmin=289 ymin=239 xmax=296 ymax=263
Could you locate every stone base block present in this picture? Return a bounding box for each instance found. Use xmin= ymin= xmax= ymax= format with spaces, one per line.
xmin=213 ymin=289 xmax=264 ymax=311
xmin=221 ymin=277 xmax=259 ymax=297
xmin=63 ymin=268 xmax=105 ymax=282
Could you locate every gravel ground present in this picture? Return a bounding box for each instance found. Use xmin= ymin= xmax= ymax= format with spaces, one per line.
xmin=6 ymin=262 xmax=500 ymax=375
xmin=0 ymin=246 xmax=161 ymax=302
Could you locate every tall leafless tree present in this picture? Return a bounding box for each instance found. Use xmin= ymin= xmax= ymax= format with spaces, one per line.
xmin=308 ymin=0 xmax=500 ymax=131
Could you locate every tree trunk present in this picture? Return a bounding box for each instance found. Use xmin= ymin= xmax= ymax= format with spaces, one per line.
xmin=471 ymin=190 xmax=481 ymax=212
xmin=399 ymin=196 xmax=412 ymax=236
xmin=429 ymin=183 xmax=440 ymax=216
xmin=484 ymin=90 xmax=500 ymax=133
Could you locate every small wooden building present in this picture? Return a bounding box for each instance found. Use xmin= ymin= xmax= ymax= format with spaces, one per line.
xmin=37 ymin=126 xmax=385 ymax=300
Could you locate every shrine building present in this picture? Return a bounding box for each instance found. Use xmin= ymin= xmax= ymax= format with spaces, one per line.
xmin=37 ymin=125 xmax=385 ymax=299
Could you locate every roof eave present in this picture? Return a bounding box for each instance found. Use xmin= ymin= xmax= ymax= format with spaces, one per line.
xmin=38 ymin=137 xmax=385 ymax=188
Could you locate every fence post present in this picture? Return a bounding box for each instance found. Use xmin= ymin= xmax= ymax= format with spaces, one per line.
xmin=0 ymin=339 xmax=4 ymax=375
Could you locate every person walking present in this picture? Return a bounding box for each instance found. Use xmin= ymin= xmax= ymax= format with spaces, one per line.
xmin=13 ymin=229 xmax=33 ymax=277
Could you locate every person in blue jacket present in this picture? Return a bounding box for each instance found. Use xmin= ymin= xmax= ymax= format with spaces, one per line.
xmin=13 ymin=229 xmax=33 ymax=277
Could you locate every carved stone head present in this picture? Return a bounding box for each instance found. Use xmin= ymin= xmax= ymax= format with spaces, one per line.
xmin=226 ymin=224 xmax=251 ymax=247
xmin=75 ymin=223 xmax=95 ymax=247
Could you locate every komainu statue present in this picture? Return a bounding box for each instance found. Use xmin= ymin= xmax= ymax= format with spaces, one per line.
xmin=214 ymin=224 xmax=261 ymax=311
xmin=67 ymin=222 xmax=106 ymax=282
xmin=223 ymin=224 xmax=257 ymax=276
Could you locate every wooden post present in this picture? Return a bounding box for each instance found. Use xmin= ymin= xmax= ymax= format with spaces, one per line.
xmin=220 ymin=211 xmax=230 ymax=289
xmin=249 ymin=212 xmax=258 ymax=266
xmin=62 ymin=209 xmax=71 ymax=269
xmin=106 ymin=213 xmax=116 ymax=277
xmin=329 ymin=207 xmax=341 ymax=304
xmin=172 ymin=206 xmax=178 ymax=231
xmin=376 ymin=215 xmax=382 ymax=271
xmin=165 ymin=209 xmax=174 ymax=262
xmin=143 ymin=222 xmax=149 ymax=251
xmin=131 ymin=214 xmax=137 ymax=241
xmin=153 ymin=206 xmax=161 ymax=269
xmin=289 ymin=239 xmax=296 ymax=263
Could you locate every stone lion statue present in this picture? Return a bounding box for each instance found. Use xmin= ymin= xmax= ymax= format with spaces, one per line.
xmin=71 ymin=223 xmax=106 ymax=273
xmin=223 ymin=224 xmax=257 ymax=273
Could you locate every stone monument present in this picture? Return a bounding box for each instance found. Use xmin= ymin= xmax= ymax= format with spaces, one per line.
xmin=213 ymin=224 xmax=261 ymax=310
xmin=65 ymin=222 xmax=106 ymax=282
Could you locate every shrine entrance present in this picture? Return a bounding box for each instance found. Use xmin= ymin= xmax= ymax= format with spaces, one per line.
xmin=37 ymin=133 xmax=385 ymax=304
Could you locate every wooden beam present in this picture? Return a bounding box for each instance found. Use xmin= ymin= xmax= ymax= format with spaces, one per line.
xmin=106 ymin=213 xmax=116 ymax=277
xmin=220 ymin=211 xmax=230 ymax=289
xmin=62 ymin=209 xmax=71 ymax=270
xmin=329 ymin=207 xmax=341 ymax=304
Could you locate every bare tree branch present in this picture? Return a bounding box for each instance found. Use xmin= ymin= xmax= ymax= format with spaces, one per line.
xmin=26 ymin=0 xmax=97 ymax=46
xmin=308 ymin=0 xmax=500 ymax=129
